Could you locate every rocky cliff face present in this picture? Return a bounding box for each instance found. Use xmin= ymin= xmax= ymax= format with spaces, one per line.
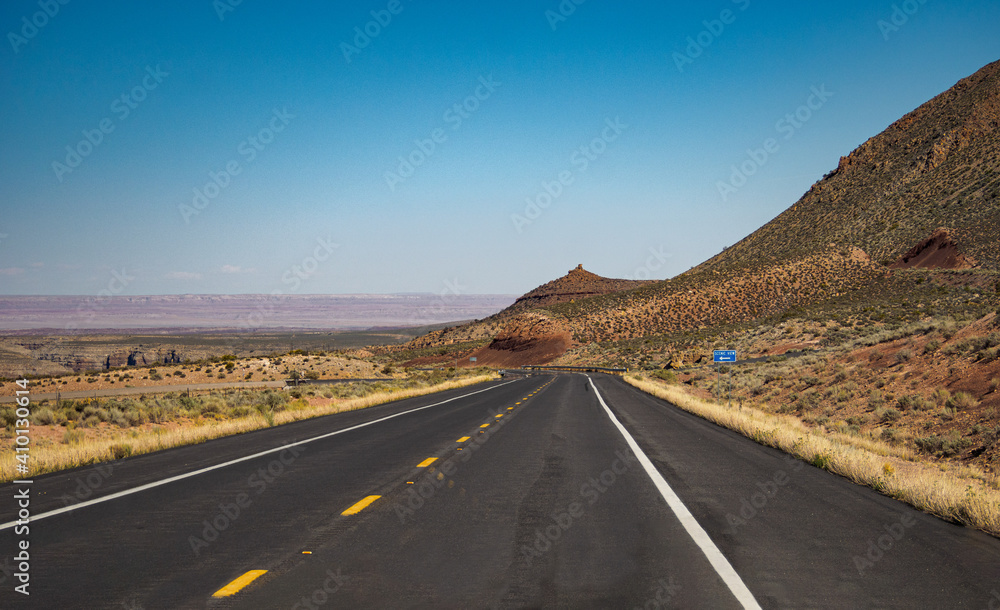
xmin=467 ymin=312 xmax=574 ymax=367
xmin=3 ymin=338 xmax=193 ymax=376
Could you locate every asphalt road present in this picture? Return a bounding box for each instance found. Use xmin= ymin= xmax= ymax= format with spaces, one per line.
xmin=1 ymin=374 xmax=999 ymax=608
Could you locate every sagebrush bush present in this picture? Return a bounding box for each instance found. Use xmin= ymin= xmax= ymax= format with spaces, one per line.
xmin=947 ymin=392 xmax=979 ymax=410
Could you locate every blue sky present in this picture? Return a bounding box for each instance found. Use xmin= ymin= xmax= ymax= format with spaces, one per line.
xmin=1 ymin=0 xmax=998 ymax=297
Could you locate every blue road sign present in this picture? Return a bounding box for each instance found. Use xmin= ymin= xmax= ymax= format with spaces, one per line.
xmin=713 ymin=350 xmax=737 ymax=363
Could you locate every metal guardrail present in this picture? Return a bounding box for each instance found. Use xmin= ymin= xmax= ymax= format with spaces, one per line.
xmin=520 ymin=365 xmax=629 ymax=376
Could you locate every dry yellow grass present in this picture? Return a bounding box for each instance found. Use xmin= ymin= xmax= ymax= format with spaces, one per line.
xmin=625 ymin=374 xmax=1000 ymax=538
xmin=1 ymin=374 xmax=497 ymax=482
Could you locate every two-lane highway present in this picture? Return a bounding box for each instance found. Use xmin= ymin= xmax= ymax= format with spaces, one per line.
xmin=2 ymin=373 xmax=999 ymax=608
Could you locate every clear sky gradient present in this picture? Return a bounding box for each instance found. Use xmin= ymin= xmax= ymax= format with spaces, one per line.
xmin=1 ymin=0 xmax=998 ymax=296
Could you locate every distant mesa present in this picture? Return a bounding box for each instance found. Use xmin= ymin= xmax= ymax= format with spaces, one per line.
xmin=890 ymin=228 xmax=977 ymax=270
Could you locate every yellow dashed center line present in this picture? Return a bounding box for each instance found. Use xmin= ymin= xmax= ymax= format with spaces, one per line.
xmin=212 ymin=570 xmax=268 ymax=598
xmin=457 ymin=436 xmax=471 ymax=442
xmin=342 ymin=495 xmax=381 ymax=516
xmin=480 ymin=423 xmax=490 ymax=428
xmin=495 ymin=414 xmax=503 ymax=418
xmin=508 ymin=407 xmax=514 ymax=410
xmin=417 ymin=457 xmax=438 ymax=468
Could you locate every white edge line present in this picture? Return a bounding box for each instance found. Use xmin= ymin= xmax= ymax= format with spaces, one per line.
xmin=587 ymin=375 xmax=762 ymax=610
xmin=0 ymin=379 xmax=518 ymax=531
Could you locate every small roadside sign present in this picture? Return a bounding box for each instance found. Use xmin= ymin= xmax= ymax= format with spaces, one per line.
xmin=470 ymin=357 xmax=477 ymax=362
xmin=713 ymin=350 xmax=737 ymax=363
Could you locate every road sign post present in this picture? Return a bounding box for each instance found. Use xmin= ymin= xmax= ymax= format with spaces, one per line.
xmin=713 ymin=350 xmax=737 ymax=407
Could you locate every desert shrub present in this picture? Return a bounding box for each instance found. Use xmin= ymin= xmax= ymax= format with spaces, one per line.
xmin=229 ymin=406 xmax=252 ymax=418
xmin=803 ymin=414 xmax=830 ymax=426
xmin=979 ymin=347 xmax=1000 ymax=363
xmin=947 ymin=392 xmax=979 ymax=410
xmin=110 ymin=443 xmax=133 ymax=459
xmin=108 ymin=407 xmax=128 ymax=428
xmin=654 ymin=370 xmax=678 ymax=384
xmin=31 ymin=408 xmax=57 ymax=425
xmin=915 ymin=431 xmax=972 ymax=456
xmin=932 ymin=388 xmax=951 ymax=407
xmin=63 ymin=428 xmax=85 ymax=445
xmin=895 ymin=349 xmax=913 ymax=363
xmin=875 ymin=407 xmax=901 ymax=422
xmin=287 ymin=398 xmax=310 ymax=411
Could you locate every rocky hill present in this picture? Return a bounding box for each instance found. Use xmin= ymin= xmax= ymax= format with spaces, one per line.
xmin=396 ymin=59 xmax=1000 ymax=365
xmin=697 ymin=59 xmax=1000 ymax=274
xmin=393 ymin=265 xmax=651 ymax=356
xmin=546 ymin=59 xmax=1000 ymax=344
xmin=506 ymin=265 xmax=653 ymax=312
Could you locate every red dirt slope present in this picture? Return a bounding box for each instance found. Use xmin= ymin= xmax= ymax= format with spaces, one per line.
xmin=465 ymin=312 xmax=573 ymax=367
xmin=890 ymin=227 xmax=976 ymax=270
